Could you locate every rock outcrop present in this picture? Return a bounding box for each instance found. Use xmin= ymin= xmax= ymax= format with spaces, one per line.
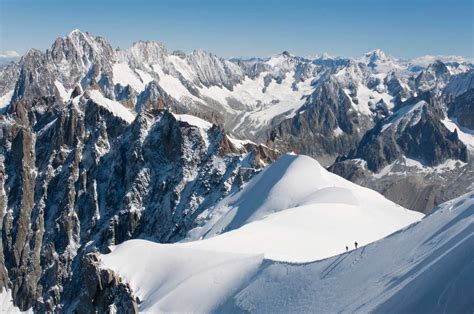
xmin=0 ymin=92 xmax=272 ymax=311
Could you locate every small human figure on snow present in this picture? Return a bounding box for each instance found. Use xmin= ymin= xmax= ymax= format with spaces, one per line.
xmin=346 ymin=246 xmax=348 ymax=252
xmin=354 ymin=241 xmax=358 ymax=249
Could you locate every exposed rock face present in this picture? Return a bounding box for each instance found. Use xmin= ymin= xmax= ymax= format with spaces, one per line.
xmin=448 ymin=89 xmax=474 ymax=129
xmin=0 ymin=63 xmax=19 ymax=96
xmin=415 ymin=60 xmax=451 ymax=92
xmin=268 ymin=78 xmax=368 ymax=160
xmin=3 ymin=30 xmax=472 ymax=163
xmin=330 ymin=89 xmax=473 ymax=212
xmin=186 ymin=49 xmax=245 ymax=90
xmin=350 ymin=97 xmax=467 ymax=173
xmin=116 ymin=40 xmax=168 ymax=69
xmin=12 ymin=49 xmax=57 ymax=102
xmin=0 ymin=92 xmax=271 ymax=311
xmin=48 ymin=29 xmax=115 ymax=88
xmin=74 ymin=253 xmax=138 ymax=313
xmin=329 ymin=157 xmax=473 ymax=213
xmin=444 ymin=70 xmax=474 ymax=98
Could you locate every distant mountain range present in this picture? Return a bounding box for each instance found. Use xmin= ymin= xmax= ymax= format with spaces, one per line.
xmin=0 ymin=30 xmax=473 ymax=312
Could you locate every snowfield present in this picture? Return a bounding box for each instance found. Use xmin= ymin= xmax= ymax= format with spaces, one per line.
xmin=101 ymin=242 xmax=263 ymax=313
xmin=99 ymin=154 xmax=443 ymax=313
xmin=87 ymin=90 xmax=136 ymax=123
xmin=100 ymin=189 xmax=473 ymax=313
xmin=220 ymin=191 xmax=474 ymax=313
xmin=184 ymin=154 xmax=422 ymax=261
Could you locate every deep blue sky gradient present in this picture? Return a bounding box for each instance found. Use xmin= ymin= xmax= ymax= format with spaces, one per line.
xmin=1 ymin=0 xmax=472 ymax=58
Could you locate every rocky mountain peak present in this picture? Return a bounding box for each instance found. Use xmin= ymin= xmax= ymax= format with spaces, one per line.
xmin=124 ymin=40 xmax=169 ymax=66
xmin=51 ymin=29 xmax=114 ymax=65
xmin=426 ymin=60 xmax=450 ymax=76
xmin=360 ymin=49 xmax=401 ymax=72
xmin=415 ymin=60 xmax=451 ymax=92
xmin=20 ymin=48 xmax=45 ymax=63
xmin=1 ymin=28 xmax=474 ymax=311
xmin=365 ymin=48 xmax=387 ymax=59
xmin=186 ymin=49 xmax=244 ymax=89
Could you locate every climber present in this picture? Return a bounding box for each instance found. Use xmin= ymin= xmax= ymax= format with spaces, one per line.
xmin=354 ymin=241 xmax=358 ymax=249
xmin=346 ymin=246 xmax=348 ymax=252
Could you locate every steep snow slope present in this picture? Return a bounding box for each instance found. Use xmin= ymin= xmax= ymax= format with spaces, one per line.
xmin=102 ymin=191 xmax=472 ymax=313
xmin=172 ymin=113 xmax=213 ymax=130
xmin=101 ymin=241 xmax=263 ymax=313
xmin=87 ymin=90 xmax=136 ymax=123
xmin=220 ymin=191 xmax=474 ymax=313
xmin=101 ymin=154 xmax=424 ymax=312
xmin=187 ymin=154 xmax=422 ymax=246
xmin=380 ymin=100 xmax=426 ymax=132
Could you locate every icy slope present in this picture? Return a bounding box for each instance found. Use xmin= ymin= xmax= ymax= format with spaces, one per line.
xmin=187 ymin=153 xmax=423 ymax=247
xmin=220 ymin=191 xmax=474 ymax=313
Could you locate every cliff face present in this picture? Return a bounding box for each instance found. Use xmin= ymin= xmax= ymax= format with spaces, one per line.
xmin=268 ymin=77 xmax=370 ymax=162
xmin=448 ymin=88 xmax=474 ymax=129
xmin=351 ymin=96 xmax=467 ymax=173
xmin=0 ymin=92 xmax=271 ymax=311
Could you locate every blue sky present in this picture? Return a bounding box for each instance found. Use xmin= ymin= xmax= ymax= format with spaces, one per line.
xmin=0 ymin=0 xmax=472 ymax=58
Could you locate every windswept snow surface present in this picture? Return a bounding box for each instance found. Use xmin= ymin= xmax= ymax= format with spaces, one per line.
xmin=187 ymin=154 xmax=422 ymax=252
xmin=101 ymin=154 xmax=427 ymax=312
xmin=101 ymin=242 xmax=263 ymax=313
xmin=219 ymin=191 xmax=474 ymax=313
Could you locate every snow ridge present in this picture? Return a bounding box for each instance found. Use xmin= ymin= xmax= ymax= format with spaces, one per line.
xmin=101 ymin=154 xmax=425 ymax=312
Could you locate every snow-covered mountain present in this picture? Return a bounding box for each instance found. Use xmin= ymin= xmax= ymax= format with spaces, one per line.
xmin=99 ymin=171 xmax=472 ymax=313
xmin=330 ymin=88 xmax=474 ymax=212
xmin=0 ymin=29 xmax=473 ymax=312
xmin=100 ymin=153 xmax=423 ymax=312
xmin=185 ymin=154 xmax=421 ymax=253
xmin=2 ymin=30 xmax=471 ymax=146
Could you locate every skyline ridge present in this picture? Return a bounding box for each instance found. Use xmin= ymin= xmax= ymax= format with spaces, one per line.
xmin=1 ymin=0 xmax=472 ymax=59
xmin=1 ymin=28 xmax=473 ymax=63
